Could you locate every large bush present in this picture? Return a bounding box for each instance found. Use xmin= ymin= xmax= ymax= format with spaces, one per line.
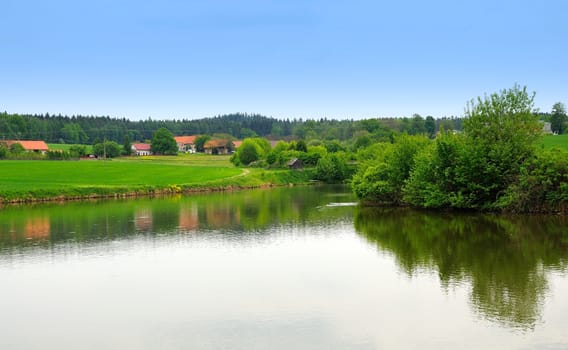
xmin=231 ymin=138 xmax=271 ymax=166
xmin=93 ymin=141 xmax=121 ymax=158
xmin=315 ymin=152 xmax=352 ymax=183
xmin=351 ymin=134 xmax=429 ymax=204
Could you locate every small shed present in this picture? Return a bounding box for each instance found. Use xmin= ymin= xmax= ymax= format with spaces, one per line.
xmin=287 ymin=158 xmax=303 ymax=170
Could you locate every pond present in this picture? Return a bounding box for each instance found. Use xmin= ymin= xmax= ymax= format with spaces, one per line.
xmin=0 ymin=185 xmax=567 ymax=349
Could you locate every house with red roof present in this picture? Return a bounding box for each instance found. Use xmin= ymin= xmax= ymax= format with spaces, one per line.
xmin=204 ymin=139 xmax=233 ymax=155
xmin=131 ymin=143 xmax=152 ymax=156
xmin=174 ymin=135 xmax=197 ymax=153
xmin=3 ymin=140 xmax=49 ymax=154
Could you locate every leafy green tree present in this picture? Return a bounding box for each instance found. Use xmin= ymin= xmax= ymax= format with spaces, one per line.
xmin=295 ymin=139 xmax=308 ymax=152
xmin=194 ymin=135 xmax=211 ymax=152
xmin=425 ymin=116 xmax=436 ymax=138
xmin=151 ymin=127 xmax=178 ymax=155
xmin=550 ymin=102 xmax=567 ymax=134
xmin=9 ymin=143 xmax=25 ymax=155
xmin=403 ymin=85 xmax=548 ymax=211
xmin=93 ymin=141 xmax=121 ymax=158
xmin=69 ymin=145 xmax=87 ymax=158
xmin=409 ymin=114 xmax=426 ymax=135
xmin=233 ymin=139 xmax=259 ymax=165
xmin=231 ymin=138 xmax=271 ymax=166
xmin=122 ymin=135 xmax=132 ymax=156
xmin=462 ymin=84 xmax=542 ymax=208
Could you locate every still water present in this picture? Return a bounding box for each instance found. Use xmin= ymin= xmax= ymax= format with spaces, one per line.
xmin=0 ymin=185 xmax=567 ymax=349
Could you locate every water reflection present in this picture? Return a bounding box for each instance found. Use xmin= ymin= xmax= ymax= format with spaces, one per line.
xmin=0 ymin=185 xmax=355 ymax=250
xmin=355 ymin=207 xmax=568 ymax=330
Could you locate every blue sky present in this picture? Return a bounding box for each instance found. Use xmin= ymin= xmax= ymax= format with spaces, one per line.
xmin=1 ymin=0 xmax=567 ymax=120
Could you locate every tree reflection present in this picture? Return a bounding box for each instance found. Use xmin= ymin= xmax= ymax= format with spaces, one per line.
xmin=0 ymin=185 xmax=356 ymax=248
xmin=355 ymin=208 xmax=568 ymax=330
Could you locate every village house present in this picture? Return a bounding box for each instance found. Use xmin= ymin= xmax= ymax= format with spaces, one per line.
xmin=232 ymin=140 xmax=243 ymax=149
xmin=3 ymin=140 xmax=49 ymax=154
xmin=131 ymin=143 xmax=152 ymax=156
xmin=204 ymin=139 xmax=233 ymax=155
xmin=174 ymin=135 xmax=197 ymax=153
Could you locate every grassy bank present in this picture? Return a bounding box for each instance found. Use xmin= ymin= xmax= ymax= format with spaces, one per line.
xmin=0 ymin=155 xmax=315 ymax=203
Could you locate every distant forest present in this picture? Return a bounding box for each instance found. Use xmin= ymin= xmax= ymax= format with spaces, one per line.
xmin=0 ymin=111 xmax=551 ymax=145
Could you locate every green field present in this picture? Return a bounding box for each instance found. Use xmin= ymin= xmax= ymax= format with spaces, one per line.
xmin=48 ymin=143 xmax=93 ymax=153
xmin=117 ymin=153 xmax=234 ymax=167
xmin=0 ymin=157 xmax=242 ymax=201
xmin=541 ymin=134 xmax=568 ymax=150
xmin=0 ymin=154 xmax=315 ymax=203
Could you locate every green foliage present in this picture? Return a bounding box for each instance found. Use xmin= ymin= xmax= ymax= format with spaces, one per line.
xmin=550 ymin=102 xmax=567 ymax=134
xmin=231 ymin=138 xmax=271 ymax=166
xmin=295 ymin=139 xmax=308 ymax=152
xmin=0 ymin=144 xmax=8 ymax=159
xmin=61 ymin=123 xmax=89 ymax=144
xmin=266 ymin=142 xmax=293 ymax=166
xmin=93 ymin=141 xmax=121 ymax=158
xmin=497 ymin=148 xmax=568 ymax=213
xmin=324 ymin=140 xmax=346 ymax=153
xmin=194 ymin=135 xmax=211 ymax=152
xmin=395 ymin=85 xmax=564 ymax=212
xmin=233 ymin=139 xmax=260 ymax=165
xmin=409 ymin=114 xmax=426 ymax=135
xmin=315 ymin=152 xmax=352 ymax=183
xmin=425 ymin=116 xmax=436 ymax=138
xmin=353 ymin=134 xmax=372 ymax=150
xmin=403 ymin=131 xmax=475 ymax=208
xmin=9 ymin=143 xmax=25 ymax=155
xmin=46 ymin=150 xmax=72 ymax=160
xmin=151 ymin=127 xmax=178 ymax=155
xmin=240 ymin=127 xmax=258 ymax=138
xmin=460 ymin=85 xmax=542 ymax=208
xmin=464 ymin=85 xmax=541 ymax=166
xmin=122 ymin=135 xmax=132 ymax=156
xmin=352 ymin=134 xmax=429 ymax=204
xmin=402 ymin=86 xmax=552 ymax=210
xmin=69 ymin=145 xmax=87 ymax=158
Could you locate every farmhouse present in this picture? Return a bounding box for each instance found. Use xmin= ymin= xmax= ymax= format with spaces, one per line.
xmin=131 ymin=143 xmax=152 ymax=156
xmin=174 ymin=135 xmax=197 ymax=153
xmin=204 ymin=139 xmax=233 ymax=155
xmin=3 ymin=140 xmax=49 ymax=154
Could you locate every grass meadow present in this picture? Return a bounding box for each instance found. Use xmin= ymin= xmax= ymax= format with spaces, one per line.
xmin=541 ymin=134 xmax=568 ymax=150
xmin=48 ymin=143 xmax=93 ymax=153
xmin=0 ymin=153 xmax=314 ymax=202
xmin=0 ymin=155 xmax=242 ymax=201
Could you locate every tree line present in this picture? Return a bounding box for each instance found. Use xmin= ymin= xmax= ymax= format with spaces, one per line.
xmin=0 ymin=111 xmax=470 ymax=144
